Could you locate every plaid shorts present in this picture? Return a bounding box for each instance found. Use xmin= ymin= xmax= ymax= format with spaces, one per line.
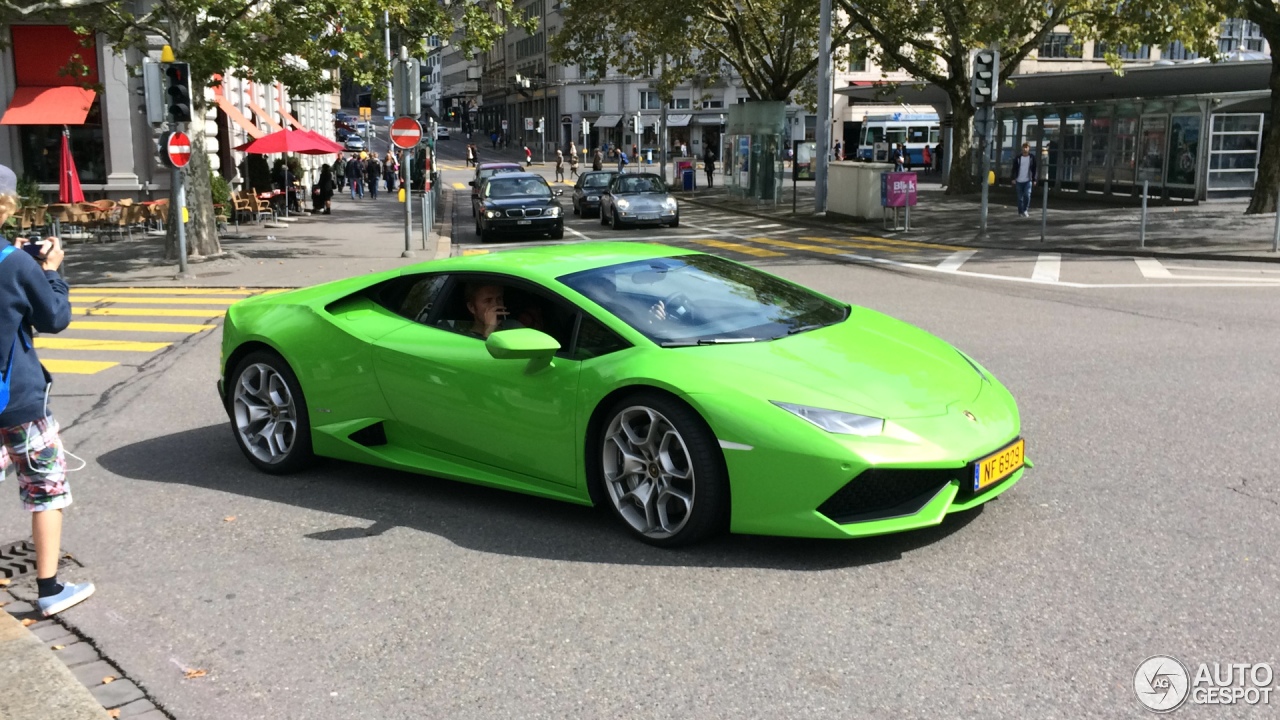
xmin=0 ymin=416 xmax=70 ymax=512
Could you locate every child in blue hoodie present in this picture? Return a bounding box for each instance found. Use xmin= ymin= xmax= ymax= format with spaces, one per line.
xmin=0 ymin=165 xmax=93 ymax=617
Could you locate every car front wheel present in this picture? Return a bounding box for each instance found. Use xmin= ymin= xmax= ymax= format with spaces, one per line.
xmin=597 ymin=393 xmax=728 ymax=546
xmin=229 ymin=350 xmax=314 ymax=474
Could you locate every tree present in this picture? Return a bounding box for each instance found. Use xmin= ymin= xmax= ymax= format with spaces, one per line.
xmin=553 ymin=0 xmax=857 ymax=103
xmin=1240 ymin=1 xmax=1280 ymax=213
xmin=838 ymin=0 xmax=1223 ymax=194
xmin=0 ymin=0 xmax=526 ymax=258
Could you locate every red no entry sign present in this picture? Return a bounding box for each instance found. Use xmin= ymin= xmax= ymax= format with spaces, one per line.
xmin=163 ymin=131 xmax=192 ymax=168
xmin=390 ymin=116 xmax=422 ymax=149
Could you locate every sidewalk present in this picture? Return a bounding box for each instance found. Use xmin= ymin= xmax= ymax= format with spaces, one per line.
xmin=60 ymin=187 xmax=454 ymax=288
xmin=682 ymin=180 xmax=1280 ymax=262
xmin=1 ymin=591 xmax=113 ymax=720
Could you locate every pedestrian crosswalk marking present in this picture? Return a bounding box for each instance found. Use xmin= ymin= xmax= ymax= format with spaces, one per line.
xmin=72 ymin=307 xmax=224 ymax=318
xmin=462 ymin=248 xmax=492 ymax=256
xmin=798 ymin=236 xmax=912 ymax=253
xmin=66 ymin=288 xmax=254 ymax=296
xmin=42 ymin=359 xmax=120 ymax=375
xmin=69 ymin=295 xmax=240 ymax=306
xmin=937 ymin=250 xmax=978 ymax=273
xmin=852 ymin=235 xmax=958 ymax=251
xmin=690 ymin=239 xmax=786 ymax=258
xmin=35 ymin=337 xmax=172 ymax=352
xmin=68 ymin=320 xmax=215 ymax=333
xmin=1032 ymin=253 xmax=1061 ymax=283
xmin=745 ymin=237 xmax=851 ymax=256
xmin=452 ymin=182 xmax=468 ymax=190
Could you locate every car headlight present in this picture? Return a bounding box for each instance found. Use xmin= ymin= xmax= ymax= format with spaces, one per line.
xmin=771 ymin=402 xmax=884 ymax=436
xmin=663 ymin=198 xmax=678 ymax=210
xmin=544 ymin=206 xmax=562 ymax=217
xmin=615 ymin=198 xmax=631 ymax=210
xmin=485 ymin=210 xmax=500 ymax=219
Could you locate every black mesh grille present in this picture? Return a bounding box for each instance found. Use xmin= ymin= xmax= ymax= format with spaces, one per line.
xmin=817 ymin=468 xmax=962 ymax=524
xmin=505 ymin=208 xmax=543 ymax=217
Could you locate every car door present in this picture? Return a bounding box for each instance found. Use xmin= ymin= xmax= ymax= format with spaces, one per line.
xmin=370 ymin=274 xmax=583 ymax=487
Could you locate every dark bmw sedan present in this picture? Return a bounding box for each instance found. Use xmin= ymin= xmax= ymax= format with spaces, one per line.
xmin=474 ymin=173 xmax=565 ymax=241
xmin=571 ymin=170 xmax=618 ymax=217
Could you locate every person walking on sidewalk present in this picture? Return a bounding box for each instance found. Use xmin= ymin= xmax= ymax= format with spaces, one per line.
xmin=345 ymin=155 xmax=363 ymax=199
xmin=704 ymin=147 xmax=716 ymax=188
xmin=1009 ymin=142 xmax=1037 ymax=217
xmin=365 ymin=154 xmax=382 ymax=200
xmin=466 ymin=144 xmax=475 ymax=168
xmin=554 ymin=150 xmax=565 ymax=183
xmin=592 ymin=148 xmax=604 ymax=171
xmin=523 ymin=144 xmax=533 ymax=167
xmin=334 ymin=153 xmax=346 ymax=193
xmin=569 ymin=146 xmax=579 ymax=179
xmin=0 ymin=166 xmax=93 ymax=618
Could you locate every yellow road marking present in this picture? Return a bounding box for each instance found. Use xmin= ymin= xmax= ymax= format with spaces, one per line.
xmin=462 ymin=249 xmax=491 ymax=256
xmin=72 ymin=307 xmax=224 ymax=318
xmin=746 ymin=237 xmax=850 ymax=256
xmin=68 ymin=320 xmax=214 ymax=333
xmin=851 ymin=235 xmax=958 ymax=251
xmin=35 ymin=337 xmax=172 ymax=352
xmin=691 ymin=239 xmax=786 ymax=258
xmin=452 ymin=182 xmax=468 ymax=189
xmin=798 ymin=236 xmax=912 ymax=253
xmin=42 ymin=359 xmax=119 ymax=375
xmin=68 ymin=288 xmax=255 ymax=296
xmin=69 ymin=296 xmax=239 ymax=305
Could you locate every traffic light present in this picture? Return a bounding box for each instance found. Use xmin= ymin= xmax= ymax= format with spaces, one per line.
xmin=537 ymin=117 xmax=544 ymax=134
xmin=633 ymin=113 xmax=641 ymax=135
xmin=970 ymin=48 xmax=999 ymax=107
xmin=165 ymin=62 xmax=192 ymax=123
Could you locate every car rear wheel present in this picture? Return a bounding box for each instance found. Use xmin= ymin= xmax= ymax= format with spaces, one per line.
xmin=229 ymin=350 xmax=314 ymax=475
xmin=597 ymin=393 xmax=728 ymax=546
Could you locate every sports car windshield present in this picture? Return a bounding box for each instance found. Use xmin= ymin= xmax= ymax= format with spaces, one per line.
xmin=582 ymin=174 xmax=614 ymax=188
xmin=613 ymin=176 xmax=666 ymax=194
xmin=486 ymin=177 xmax=552 ymax=199
xmin=559 ymin=255 xmax=848 ymax=345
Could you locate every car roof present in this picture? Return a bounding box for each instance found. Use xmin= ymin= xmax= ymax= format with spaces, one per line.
xmin=409 ymin=242 xmax=700 ymax=281
xmin=477 ymin=162 xmax=522 ymax=170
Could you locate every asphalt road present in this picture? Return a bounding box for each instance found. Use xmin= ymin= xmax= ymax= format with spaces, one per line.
xmin=2 ymin=141 xmax=1278 ymax=718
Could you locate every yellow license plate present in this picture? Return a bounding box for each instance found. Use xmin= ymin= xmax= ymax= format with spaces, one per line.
xmin=974 ymin=438 xmax=1025 ymax=491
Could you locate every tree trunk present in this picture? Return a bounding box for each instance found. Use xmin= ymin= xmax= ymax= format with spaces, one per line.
xmin=165 ymin=101 xmax=222 ymax=259
xmin=946 ymin=96 xmax=979 ymax=195
xmin=1245 ymin=55 xmax=1280 ymax=214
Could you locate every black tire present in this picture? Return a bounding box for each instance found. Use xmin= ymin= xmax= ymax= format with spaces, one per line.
xmin=612 ymin=209 xmax=625 ymax=230
xmin=228 ymin=350 xmax=314 ymax=475
xmin=668 ymin=217 xmax=680 ymax=229
xmin=592 ymin=391 xmax=729 ymax=547
xmin=550 ymin=226 xmax=564 ymax=240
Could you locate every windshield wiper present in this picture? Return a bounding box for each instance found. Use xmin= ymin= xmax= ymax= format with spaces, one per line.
xmin=659 ymin=337 xmax=761 ymax=347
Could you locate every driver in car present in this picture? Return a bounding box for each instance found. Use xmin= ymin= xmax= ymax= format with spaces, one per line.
xmin=465 ymin=283 xmax=524 ymax=339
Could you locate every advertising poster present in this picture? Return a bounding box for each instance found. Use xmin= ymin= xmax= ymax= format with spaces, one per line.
xmin=1137 ymin=115 xmax=1168 ymax=185
xmin=737 ymin=135 xmax=751 ymax=187
xmin=1166 ymin=114 xmax=1201 ymax=187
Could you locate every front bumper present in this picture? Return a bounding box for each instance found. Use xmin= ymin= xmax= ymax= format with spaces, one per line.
xmin=617 ymin=208 xmax=678 ymax=225
xmin=482 ymin=217 xmax=563 ymax=234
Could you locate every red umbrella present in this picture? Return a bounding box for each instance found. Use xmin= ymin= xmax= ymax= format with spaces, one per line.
xmin=298 ymin=129 xmax=344 ymax=155
xmin=58 ymin=130 xmax=84 ymax=203
xmin=235 ymin=128 xmax=340 ymax=155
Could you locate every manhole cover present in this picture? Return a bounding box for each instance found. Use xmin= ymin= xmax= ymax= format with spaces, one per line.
xmin=0 ymin=539 xmax=80 ymax=580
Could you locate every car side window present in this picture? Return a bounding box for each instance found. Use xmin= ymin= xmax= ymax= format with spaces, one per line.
xmin=429 ymin=276 xmax=578 ymax=352
xmin=395 ymin=274 xmax=450 ymax=324
xmin=572 ymin=313 xmax=629 ymax=360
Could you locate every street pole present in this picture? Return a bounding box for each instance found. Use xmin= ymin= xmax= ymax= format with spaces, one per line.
xmin=1273 ymin=184 xmax=1280 ymax=252
xmin=383 ymin=11 xmax=394 ymax=120
xmin=659 ymin=56 xmax=669 ymax=183
xmin=173 ymin=164 xmax=189 ymax=276
xmin=402 ymin=149 xmax=413 ymax=258
xmin=541 ymin=117 xmax=545 ymax=165
xmin=1040 ymin=174 xmax=1049 ymax=242
xmin=978 ymin=104 xmax=991 ymax=239
xmin=814 ymin=0 xmax=832 ymax=213
xmin=1140 ymin=179 xmax=1149 ymax=248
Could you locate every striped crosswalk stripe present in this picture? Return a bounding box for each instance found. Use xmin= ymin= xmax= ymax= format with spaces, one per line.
xmin=690 ymin=239 xmax=786 ymax=258
xmin=68 ymin=320 xmax=215 ymax=333
xmin=43 ymin=359 xmax=119 ymax=375
xmin=35 ymin=337 xmax=172 ymax=352
xmin=69 ymin=295 xmax=240 ymax=305
xmin=71 ymin=307 xmax=224 ymax=318
xmin=798 ymin=236 xmax=913 ymax=253
xmin=67 ymin=288 xmax=254 ymax=296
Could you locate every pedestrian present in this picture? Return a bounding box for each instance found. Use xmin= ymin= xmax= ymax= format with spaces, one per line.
xmin=617 ymin=148 xmax=629 ymax=173
xmin=383 ymin=151 xmax=398 ymax=193
xmin=346 ymin=154 xmax=363 ymax=199
xmin=899 ymin=142 xmax=911 ymax=171
xmin=679 ymin=141 xmax=687 ymax=157
xmin=524 ymin=144 xmax=532 ymax=167
xmin=1009 ymin=142 xmax=1037 ymax=218
xmin=833 ymin=139 xmax=843 ymax=160
xmin=934 ymin=142 xmax=943 ymax=172
xmin=569 ymin=144 xmax=579 ymax=178
xmin=892 ymin=143 xmax=905 ymax=172
xmin=466 ymin=144 xmax=475 ymax=168
xmin=365 ymin=154 xmax=381 ymax=199
xmin=0 ymin=165 xmax=93 ymax=617
xmin=316 ymin=163 xmax=335 ymax=214
xmin=334 ymin=153 xmax=346 ymax=192
xmin=490 ymin=131 xmax=498 ymax=149
xmin=921 ymin=144 xmax=932 ymax=173
xmin=555 ymin=150 xmax=565 ymax=182
xmin=631 ymin=144 xmax=639 ymax=165
xmin=704 ymin=147 xmax=716 ymax=188
xmin=592 ymin=147 xmax=603 ymax=171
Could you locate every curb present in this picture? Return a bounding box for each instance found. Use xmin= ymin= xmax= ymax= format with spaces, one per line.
xmin=1 ymin=605 xmax=111 ymax=719
xmin=680 ymin=196 xmax=1280 ymax=264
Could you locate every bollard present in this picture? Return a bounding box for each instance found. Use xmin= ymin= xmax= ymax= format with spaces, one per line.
xmin=1273 ymin=185 xmax=1280 ymax=253
xmin=1139 ymin=180 xmax=1149 ymax=248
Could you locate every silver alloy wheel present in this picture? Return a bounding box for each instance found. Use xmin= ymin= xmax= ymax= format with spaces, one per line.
xmin=233 ymin=362 xmax=298 ymax=464
xmin=602 ymin=405 xmax=695 ymax=539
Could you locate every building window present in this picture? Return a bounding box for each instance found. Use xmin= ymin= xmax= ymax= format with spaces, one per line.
xmin=848 ymin=39 xmax=868 ymax=72
xmin=639 ymin=91 xmax=661 ymax=110
xmin=1093 ymin=43 xmax=1150 ymax=60
xmin=1163 ymin=41 xmax=1198 ymax=60
xmin=1219 ymin=19 xmax=1265 ymax=53
xmin=701 ymin=99 xmax=723 ymax=109
xmin=581 ymin=92 xmax=603 ymax=113
xmin=667 ymin=97 xmax=691 ymax=109
xmin=1039 ymin=33 xmax=1081 ymax=59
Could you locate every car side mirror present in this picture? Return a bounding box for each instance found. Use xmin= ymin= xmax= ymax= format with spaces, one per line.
xmin=486 ymin=328 xmax=561 ymax=361
xmin=468 ymin=180 xmax=475 ymax=186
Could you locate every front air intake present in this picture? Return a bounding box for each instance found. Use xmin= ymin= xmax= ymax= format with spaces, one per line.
xmin=817 ymin=469 xmax=960 ymax=524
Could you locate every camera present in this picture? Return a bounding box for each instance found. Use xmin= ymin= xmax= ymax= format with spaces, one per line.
xmin=21 ymin=236 xmax=46 ymax=260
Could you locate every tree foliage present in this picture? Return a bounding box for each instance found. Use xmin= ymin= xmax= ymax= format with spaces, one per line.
xmin=838 ymin=0 xmax=1229 ymax=193
xmin=553 ymin=0 xmax=856 ymax=103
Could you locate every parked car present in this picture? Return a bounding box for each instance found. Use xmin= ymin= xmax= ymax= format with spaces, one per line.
xmin=335 ymin=128 xmax=351 ymax=142
xmin=469 ymin=162 xmax=523 ymax=216
xmin=436 ymin=126 xmax=451 ymax=140
xmin=473 ymin=172 xmax=564 ymax=241
xmin=343 ymin=135 xmax=365 ymax=151
xmin=599 ymin=173 xmax=679 ymax=229
xmin=571 ymin=171 xmax=619 ymax=217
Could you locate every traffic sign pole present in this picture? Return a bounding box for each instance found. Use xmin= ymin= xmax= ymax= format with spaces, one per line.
xmin=160 ymin=130 xmax=193 ymax=277
xmin=390 ymin=116 xmax=423 ymax=258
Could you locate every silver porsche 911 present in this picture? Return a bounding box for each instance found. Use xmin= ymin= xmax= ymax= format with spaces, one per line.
xmin=599 ymin=173 xmax=680 ymax=229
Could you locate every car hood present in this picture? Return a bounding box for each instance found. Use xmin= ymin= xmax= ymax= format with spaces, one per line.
xmin=614 ymin=193 xmax=672 ymax=209
xmin=484 ymin=197 xmax=560 ymax=208
xmin=672 ymin=310 xmax=983 ymax=419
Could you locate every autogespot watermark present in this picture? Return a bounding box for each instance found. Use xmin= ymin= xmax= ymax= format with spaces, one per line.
xmin=1134 ymin=655 xmax=1276 ymax=713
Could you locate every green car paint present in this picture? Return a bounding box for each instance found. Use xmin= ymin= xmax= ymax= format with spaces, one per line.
xmin=220 ymin=242 xmax=1028 ymax=540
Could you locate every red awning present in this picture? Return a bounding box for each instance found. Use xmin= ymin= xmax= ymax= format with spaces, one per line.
xmin=0 ymin=86 xmax=96 ymax=125
xmin=215 ymin=95 xmax=265 ymax=139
